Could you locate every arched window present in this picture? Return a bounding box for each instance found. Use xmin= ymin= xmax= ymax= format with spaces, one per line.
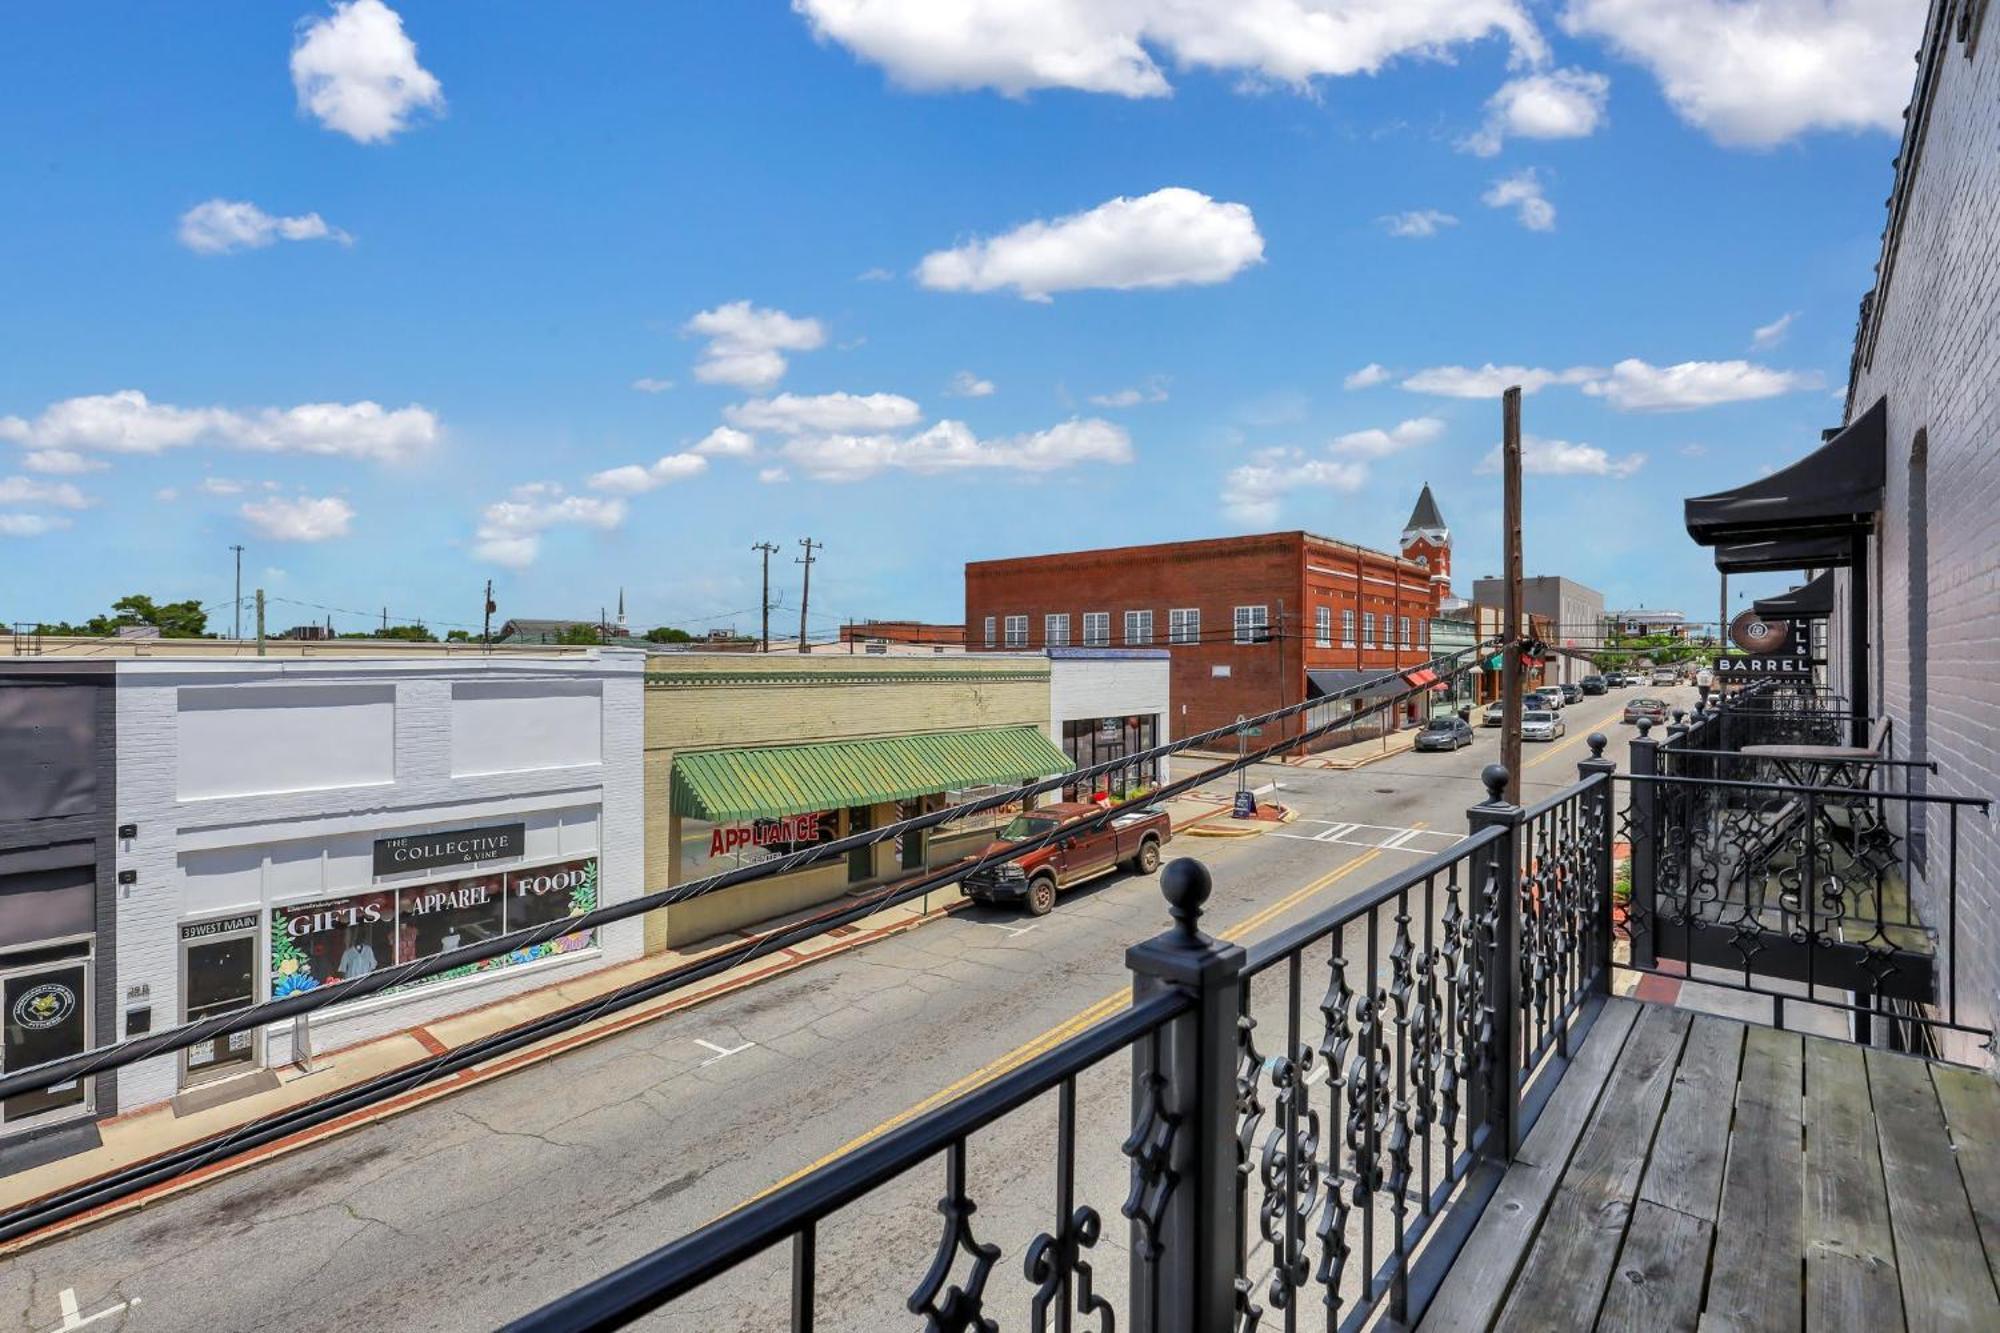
xmin=1908 ymin=429 xmax=1929 ymax=869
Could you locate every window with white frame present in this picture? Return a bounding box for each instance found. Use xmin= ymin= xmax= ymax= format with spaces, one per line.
xmin=1004 ymin=615 xmax=1027 ymax=647
xmin=1234 ymin=605 xmax=1268 ymax=644
xmin=1123 ymin=609 xmax=1153 ymax=645
xmin=1362 ymin=612 xmax=1376 ymax=648
xmin=1169 ymin=608 xmax=1200 ymax=644
xmin=1083 ymin=612 xmax=1110 ymax=647
xmin=982 ymin=616 xmax=996 ymax=647
xmin=1045 ymin=613 xmax=1070 ymax=647
xmin=1399 ymin=616 xmax=1412 ymax=649
xmin=1341 ymin=609 xmax=1356 ymax=648
xmin=1314 ymin=606 xmax=1331 ymax=648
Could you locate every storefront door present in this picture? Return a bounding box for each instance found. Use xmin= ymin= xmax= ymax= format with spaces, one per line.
xmin=180 ymin=916 xmax=261 ymax=1085
xmin=846 ymin=805 xmax=873 ymax=883
xmin=2 ymin=959 xmax=91 ymax=1126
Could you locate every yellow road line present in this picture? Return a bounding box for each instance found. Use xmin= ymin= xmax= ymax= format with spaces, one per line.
xmin=732 ymin=842 xmax=1391 ymax=1210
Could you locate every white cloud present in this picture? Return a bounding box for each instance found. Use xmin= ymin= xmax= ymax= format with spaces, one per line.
xmin=1401 ymin=363 xmax=1599 ymax=398
xmin=178 ymin=199 xmax=351 ymax=254
xmin=1379 ymin=209 xmax=1458 ymax=238
xmin=0 ymin=514 xmax=71 ymax=538
xmin=693 ymin=426 xmax=756 ymax=457
xmin=1328 ymin=417 xmax=1445 ymax=459
xmin=586 ymin=452 xmax=708 ymax=494
xmin=1482 ymin=168 xmax=1556 ymax=230
xmin=1089 ymin=376 xmax=1169 ymax=407
xmin=1581 ymin=358 xmax=1824 ymax=411
xmin=726 ymin=391 xmax=923 ymax=435
xmin=1221 ymin=448 xmax=1369 ymax=526
xmin=683 ymin=301 xmax=827 ymax=389
xmin=630 ymin=377 xmax=675 ymax=394
xmin=757 ymin=466 xmax=791 ymax=484
xmin=947 ymin=371 xmax=997 ymax=398
xmin=856 ymin=267 xmax=896 ymax=282
xmin=794 ymin=0 xmax=1546 ymax=98
xmin=291 ymin=0 xmax=443 ymax=143
xmin=1679 ymin=442 xmax=1709 ymax=457
xmin=1462 ymin=67 xmax=1609 ymax=155
xmin=0 ymin=476 xmax=92 ymax=510
xmin=0 ymin=390 xmax=439 ymax=462
xmin=780 ymin=417 xmax=1133 ymax=482
xmin=154 ymin=487 xmax=180 ymax=503
xmin=19 ymin=448 xmax=105 ymax=475
xmin=1561 ymin=0 xmax=1925 ymax=147
xmin=1478 ymin=435 xmax=1647 ymax=478
xmin=241 ymin=494 xmax=356 ymax=542
xmin=198 ymin=477 xmax=247 ymax=496
xmin=472 ymin=483 xmax=627 ymax=568
xmin=917 ymin=188 xmax=1264 ymax=301
xmin=1750 ymin=312 xmax=1798 ymax=350
xmin=1344 ymin=363 xmax=1392 ymax=390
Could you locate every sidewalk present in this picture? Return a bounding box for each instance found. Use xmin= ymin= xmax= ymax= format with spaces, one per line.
xmin=0 ymin=793 xmax=1232 ymax=1250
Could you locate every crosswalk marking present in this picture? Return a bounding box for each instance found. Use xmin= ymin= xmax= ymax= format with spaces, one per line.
xmin=1275 ymin=820 xmax=1465 ymax=855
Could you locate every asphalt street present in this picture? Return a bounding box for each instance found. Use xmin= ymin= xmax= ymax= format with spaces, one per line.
xmin=0 ymin=684 xmax=1697 ymax=1333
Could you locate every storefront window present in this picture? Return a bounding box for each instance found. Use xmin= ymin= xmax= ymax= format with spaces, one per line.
xmin=1062 ymin=714 xmax=1159 ymax=800
xmin=181 ymin=916 xmax=259 ymax=1081
xmin=399 ymin=873 xmax=506 ymax=960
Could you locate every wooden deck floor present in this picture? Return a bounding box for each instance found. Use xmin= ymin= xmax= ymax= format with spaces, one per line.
xmin=1422 ymin=997 xmax=2000 ymax=1331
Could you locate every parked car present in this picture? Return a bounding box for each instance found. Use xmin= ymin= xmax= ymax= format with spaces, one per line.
xmin=1521 ymin=709 xmax=1566 ymax=741
xmin=1532 ymin=687 xmax=1566 ymax=711
xmin=1651 ymin=667 xmax=1679 ymax=686
xmin=1695 ymin=666 xmax=1715 ymax=689
xmin=1581 ymin=675 xmax=1608 ymax=695
xmin=961 ymin=802 xmax=1171 ymax=915
xmin=1559 ymin=682 xmax=1585 ymax=704
xmin=1482 ymin=700 xmax=1506 ymax=727
xmin=1415 ymin=716 xmax=1475 ymax=751
xmin=1623 ymin=696 xmax=1670 ymax=725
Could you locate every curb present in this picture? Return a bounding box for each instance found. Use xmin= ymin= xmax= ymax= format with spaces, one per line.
xmin=1181 ymin=805 xmax=1299 ymax=839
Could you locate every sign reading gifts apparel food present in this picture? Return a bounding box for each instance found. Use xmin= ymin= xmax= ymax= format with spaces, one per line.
xmin=268 ymin=856 xmax=598 ymax=997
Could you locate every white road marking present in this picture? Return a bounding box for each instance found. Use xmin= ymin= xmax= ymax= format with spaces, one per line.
xmin=970 ymin=920 xmax=1040 ymax=938
xmin=46 ymin=1289 xmax=137 ymax=1332
xmin=693 ymin=1038 xmax=755 ymax=1066
xmin=1275 ymin=821 xmax=1466 ymax=855
xmin=1304 ymin=1064 xmax=1329 ymax=1087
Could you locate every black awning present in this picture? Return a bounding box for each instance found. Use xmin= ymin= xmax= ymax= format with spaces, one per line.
xmin=1753 ymin=570 xmax=1837 ymax=619
xmin=1684 ymin=396 xmax=1886 ymax=547
xmin=1713 ymin=534 xmax=1855 ymax=574
xmin=1307 ymin=669 xmax=1407 ymax=701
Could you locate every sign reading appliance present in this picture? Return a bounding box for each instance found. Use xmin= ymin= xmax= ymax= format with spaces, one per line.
xmin=373 ymin=822 xmax=525 ymax=877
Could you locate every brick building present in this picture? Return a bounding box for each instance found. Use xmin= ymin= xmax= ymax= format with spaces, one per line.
xmin=965 ymin=489 xmax=1451 ymax=749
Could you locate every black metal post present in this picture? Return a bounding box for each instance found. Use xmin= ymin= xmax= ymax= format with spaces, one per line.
xmin=1125 ymin=859 xmax=1245 ymax=1332
xmin=1578 ymin=735 xmax=1618 ymax=995
xmin=1467 ymin=765 xmax=1523 ymax=1161
xmin=1628 ymin=725 xmax=1660 ymax=970
xmin=1849 ymin=532 xmax=1870 ymax=747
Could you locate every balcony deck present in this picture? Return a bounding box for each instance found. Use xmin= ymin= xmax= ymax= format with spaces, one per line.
xmin=1422 ymin=997 xmax=2000 ymax=1331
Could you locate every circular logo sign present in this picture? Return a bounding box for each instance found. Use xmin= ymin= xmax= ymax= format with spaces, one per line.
xmin=12 ymin=982 xmax=77 ymax=1031
xmin=1729 ymin=610 xmax=1793 ymax=655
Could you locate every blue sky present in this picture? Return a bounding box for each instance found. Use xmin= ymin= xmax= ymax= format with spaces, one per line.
xmin=0 ymin=2 xmax=1924 ymax=639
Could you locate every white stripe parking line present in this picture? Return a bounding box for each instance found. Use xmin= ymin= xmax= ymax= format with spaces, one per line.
xmin=693 ymin=1038 xmax=756 ymax=1066
xmin=1274 ymin=823 xmax=1466 ymax=855
xmin=46 ymin=1289 xmax=137 ymax=1332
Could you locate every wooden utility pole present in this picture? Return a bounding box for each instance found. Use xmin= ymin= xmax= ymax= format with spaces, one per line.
xmin=796 ymin=538 xmax=820 ymax=654
xmin=482 ymin=578 xmax=495 ymax=648
xmin=230 ymin=544 xmax=245 ymax=640
xmin=1501 ymin=386 xmax=1524 ymax=804
xmin=752 ymin=542 xmax=779 ymax=652
xmin=255 ymin=588 xmax=267 ymax=657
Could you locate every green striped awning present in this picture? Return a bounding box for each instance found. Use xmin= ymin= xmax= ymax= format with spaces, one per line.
xmin=671 ymin=726 xmax=1074 ymax=823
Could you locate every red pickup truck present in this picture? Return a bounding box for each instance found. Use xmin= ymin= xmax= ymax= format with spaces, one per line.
xmin=961 ymin=801 xmax=1171 ymax=916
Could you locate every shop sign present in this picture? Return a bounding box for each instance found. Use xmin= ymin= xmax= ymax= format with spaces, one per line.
xmin=708 ymin=811 xmax=832 ymax=858
xmin=373 ymin=822 xmax=525 ymax=876
xmin=11 ymin=981 xmax=77 ymax=1030
xmin=180 ymin=913 xmax=259 ymax=941
xmin=1718 ymin=610 xmax=1810 ymax=679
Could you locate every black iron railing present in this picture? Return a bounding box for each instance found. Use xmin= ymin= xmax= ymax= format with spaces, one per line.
xmin=509 ymin=755 xmax=1619 ymax=1332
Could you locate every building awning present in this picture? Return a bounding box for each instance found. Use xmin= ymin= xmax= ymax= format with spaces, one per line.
xmin=1684 ymin=396 xmax=1885 ymax=547
xmin=1753 ymin=570 xmax=1837 ymax=620
xmin=1306 ymin=669 xmax=1409 ymax=702
xmin=671 ymin=725 xmax=1074 ymax=823
xmin=1712 ymin=534 xmax=1857 ymax=574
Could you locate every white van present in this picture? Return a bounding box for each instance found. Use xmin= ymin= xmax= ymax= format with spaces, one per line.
xmin=1651 ymin=667 xmax=1678 ymax=686
xmin=1695 ymin=666 xmax=1714 ymax=689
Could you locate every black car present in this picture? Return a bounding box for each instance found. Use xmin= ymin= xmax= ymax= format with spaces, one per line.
xmin=1415 ymin=716 xmax=1475 ymax=751
xmin=1582 ymin=674 xmax=1608 ymax=695
xmin=1559 ymin=682 xmax=1584 ymax=704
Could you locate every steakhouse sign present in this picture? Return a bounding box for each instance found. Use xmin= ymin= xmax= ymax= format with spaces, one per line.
xmin=1715 ymin=610 xmax=1812 ymax=680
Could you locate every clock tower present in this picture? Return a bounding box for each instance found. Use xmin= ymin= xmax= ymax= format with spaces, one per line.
xmin=1400 ymin=483 xmax=1452 ymax=597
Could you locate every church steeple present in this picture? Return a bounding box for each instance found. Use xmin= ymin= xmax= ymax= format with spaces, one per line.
xmin=1400 ymin=483 xmax=1452 ymax=597
xmin=617 ymin=587 xmax=627 ymax=631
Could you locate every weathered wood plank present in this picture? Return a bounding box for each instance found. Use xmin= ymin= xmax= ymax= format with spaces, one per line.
xmin=1491 ymin=1003 xmax=1691 ymax=1332
xmin=1705 ymin=1026 xmax=1804 ymax=1333
xmin=1640 ymin=1014 xmax=1745 ymax=1222
xmin=1596 ymin=1199 xmax=1712 ymax=1333
xmin=1419 ymin=998 xmax=1641 ymax=1331
xmin=1931 ymin=1061 xmax=2000 ymax=1299
xmin=1802 ymin=1040 xmax=1901 ymax=1330
xmin=1869 ymin=1047 xmax=2000 ymax=1330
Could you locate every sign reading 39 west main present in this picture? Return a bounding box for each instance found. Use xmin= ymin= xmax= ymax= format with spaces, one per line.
xmin=373 ymin=822 xmax=525 ymax=876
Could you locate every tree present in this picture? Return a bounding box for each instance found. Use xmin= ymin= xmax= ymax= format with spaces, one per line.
xmin=446 ymin=629 xmax=471 ymax=642
xmin=644 ymin=625 xmax=693 ymax=643
xmin=38 ymin=593 xmax=210 ymax=639
xmin=554 ymin=623 xmax=604 ymax=645
xmin=336 ymin=624 xmax=437 ymax=642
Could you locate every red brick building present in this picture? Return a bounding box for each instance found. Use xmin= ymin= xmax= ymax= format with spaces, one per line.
xmin=965 ymin=490 xmax=1453 ymax=750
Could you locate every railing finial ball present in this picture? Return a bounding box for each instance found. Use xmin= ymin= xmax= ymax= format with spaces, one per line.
xmin=1480 ymin=763 xmax=1510 ymax=803
xmin=1588 ymin=732 xmax=1607 ymax=758
xmin=1160 ymin=857 xmax=1212 ymax=940
xmin=1637 ymin=717 xmax=1653 ymax=737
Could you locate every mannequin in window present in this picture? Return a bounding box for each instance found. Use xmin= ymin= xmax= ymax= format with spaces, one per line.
xmin=338 ymin=929 xmax=378 ymax=980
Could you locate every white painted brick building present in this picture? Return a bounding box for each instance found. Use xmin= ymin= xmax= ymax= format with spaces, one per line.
xmin=107 ymin=648 xmax=645 ymax=1114
xmin=1834 ymin=1 xmax=2000 ymax=1058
